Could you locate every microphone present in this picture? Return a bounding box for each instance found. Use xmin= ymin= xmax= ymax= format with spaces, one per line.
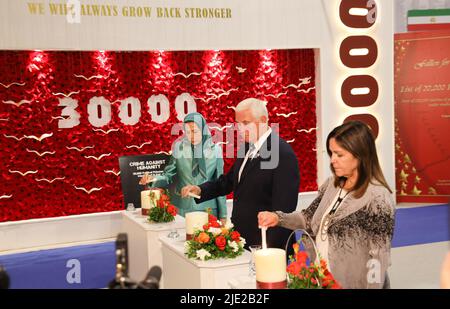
xmin=137 ymin=266 xmax=162 ymax=289
xmin=108 ymin=234 xmax=164 ymax=289
xmin=0 ymin=265 xmax=10 ymax=289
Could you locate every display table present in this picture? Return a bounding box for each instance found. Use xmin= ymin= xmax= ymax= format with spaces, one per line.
xmin=228 ymin=275 xmax=257 ymax=289
xmin=159 ymin=232 xmax=251 ymax=289
xmin=121 ymin=210 xmax=185 ymax=286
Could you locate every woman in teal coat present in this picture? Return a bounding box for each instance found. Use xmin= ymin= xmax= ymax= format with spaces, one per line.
xmin=140 ymin=112 xmax=227 ymax=221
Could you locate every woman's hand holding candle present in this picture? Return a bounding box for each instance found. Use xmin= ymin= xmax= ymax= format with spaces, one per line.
xmin=258 ymin=211 xmax=279 ymax=228
xmin=139 ymin=172 xmax=155 ymax=185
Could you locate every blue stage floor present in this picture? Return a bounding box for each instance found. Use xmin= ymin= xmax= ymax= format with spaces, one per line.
xmin=392 ymin=204 xmax=449 ymax=248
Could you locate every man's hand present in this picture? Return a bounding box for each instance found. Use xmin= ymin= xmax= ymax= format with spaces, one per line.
xmin=181 ymin=185 xmax=201 ymax=198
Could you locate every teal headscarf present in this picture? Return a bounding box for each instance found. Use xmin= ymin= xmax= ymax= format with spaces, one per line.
xmin=183 ymin=112 xmax=212 ymax=178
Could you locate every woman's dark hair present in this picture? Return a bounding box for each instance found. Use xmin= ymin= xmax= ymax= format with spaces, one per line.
xmin=326 ymin=121 xmax=392 ymax=198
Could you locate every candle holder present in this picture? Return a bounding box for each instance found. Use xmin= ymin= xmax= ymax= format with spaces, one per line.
xmin=126 ymin=203 xmax=135 ymax=212
xmin=167 ymin=227 xmax=180 ymax=239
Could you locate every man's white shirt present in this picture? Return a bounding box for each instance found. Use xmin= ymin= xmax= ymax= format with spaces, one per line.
xmin=238 ymin=127 xmax=272 ymax=182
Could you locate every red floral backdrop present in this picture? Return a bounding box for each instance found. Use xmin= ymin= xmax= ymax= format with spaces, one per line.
xmin=0 ymin=49 xmax=317 ymax=222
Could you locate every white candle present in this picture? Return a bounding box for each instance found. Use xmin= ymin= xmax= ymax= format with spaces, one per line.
xmin=141 ymin=189 xmax=161 ymax=215
xmin=255 ymin=248 xmax=286 ymax=283
xmin=187 ymin=192 xmax=201 ymax=199
xmin=261 ymin=226 xmax=268 ymax=249
xmin=185 ymin=211 xmax=208 ymax=235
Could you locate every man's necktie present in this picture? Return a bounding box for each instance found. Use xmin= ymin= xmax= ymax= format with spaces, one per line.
xmin=238 ymin=143 xmax=256 ymax=182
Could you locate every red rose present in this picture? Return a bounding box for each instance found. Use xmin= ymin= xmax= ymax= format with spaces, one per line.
xmin=210 ymin=220 xmax=221 ymax=228
xmin=208 ymin=214 xmax=218 ymax=223
xmin=320 ymin=259 xmax=327 ymax=269
xmin=203 ymin=223 xmax=210 ymax=231
xmin=322 ymin=278 xmax=331 ymax=288
xmin=161 ymin=194 xmax=170 ymax=202
xmin=322 ymin=273 xmax=340 ymax=289
xmin=157 ymin=200 xmax=165 ymax=208
xmin=215 ymin=236 xmax=226 ymax=251
xmin=287 ymin=261 xmax=301 ymax=275
xmin=296 ymin=251 xmax=308 ymax=265
xmin=331 ymin=281 xmax=342 ymax=289
xmin=230 ymin=231 xmax=241 ymax=242
xmin=167 ymin=205 xmax=177 ymax=216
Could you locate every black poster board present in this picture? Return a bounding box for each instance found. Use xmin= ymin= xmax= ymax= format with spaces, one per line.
xmin=118 ymin=153 xmax=170 ymax=209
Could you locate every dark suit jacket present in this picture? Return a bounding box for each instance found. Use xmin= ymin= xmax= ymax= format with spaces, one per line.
xmin=196 ymin=132 xmax=300 ymax=249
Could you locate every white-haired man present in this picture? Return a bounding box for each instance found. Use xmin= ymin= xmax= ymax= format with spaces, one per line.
xmin=181 ymin=98 xmax=300 ymax=249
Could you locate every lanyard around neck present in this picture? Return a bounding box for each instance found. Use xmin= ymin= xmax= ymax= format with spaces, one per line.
xmin=329 ymin=187 xmax=350 ymax=215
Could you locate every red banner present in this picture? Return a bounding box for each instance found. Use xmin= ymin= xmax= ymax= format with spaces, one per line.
xmin=0 ymin=49 xmax=317 ymax=222
xmin=394 ymin=30 xmax=450 ymax=203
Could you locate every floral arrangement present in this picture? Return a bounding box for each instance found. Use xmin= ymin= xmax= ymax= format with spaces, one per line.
xmin=147 ymin=189 xmax=177 ymax=223
xmin=184 ymin=213 xmax=245 ymax=261
xmin=287 ymin=241 xmax=341 ymax=289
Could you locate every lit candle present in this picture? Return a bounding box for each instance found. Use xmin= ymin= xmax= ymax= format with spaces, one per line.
xmin=140 ymin=189 xmax=161 ymax=216
xmin=185 ymin=211 xmax=208 ymax=240
xmin=255 ymin=248 xmax=287 ymax=289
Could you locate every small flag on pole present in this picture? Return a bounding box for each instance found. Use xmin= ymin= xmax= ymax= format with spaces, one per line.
xmin=407 ymin=9 xmax=450 ymax=31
